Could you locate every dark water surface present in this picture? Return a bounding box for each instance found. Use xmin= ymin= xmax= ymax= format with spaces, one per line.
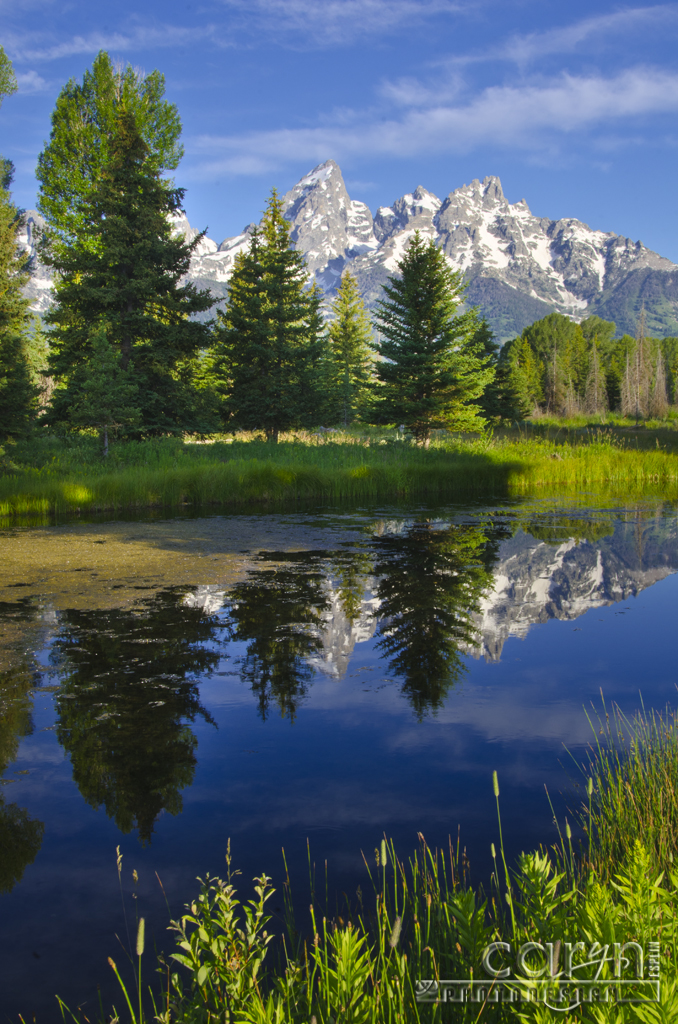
xmin=1 ymin=499 xmax=677 ymax=1020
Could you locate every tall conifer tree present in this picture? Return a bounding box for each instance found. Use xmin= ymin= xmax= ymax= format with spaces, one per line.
xmin=372 ymin=232 xmax=493 ymax=444
xmin=216 ymin=192 xmax=323 ymax=441
xmin=44 ymin=110 xmax=216 ymax=433
xmin=69 ymin=327 xmax=141 ymax=456
xmin=326 ymin=271 xmax=373 ymax=426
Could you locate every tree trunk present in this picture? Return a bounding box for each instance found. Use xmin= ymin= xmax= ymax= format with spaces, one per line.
xmin=103 ymin=424 xmax=109 ymax=459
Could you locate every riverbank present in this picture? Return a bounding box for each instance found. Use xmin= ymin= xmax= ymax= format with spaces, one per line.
xmin=1 ymin=428 xmax=678 ymax=517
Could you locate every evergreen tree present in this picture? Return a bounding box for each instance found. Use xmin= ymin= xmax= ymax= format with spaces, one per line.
xmin=37 ymin=51 xmax=182 ymax=249
xmin=215 ymin=192 xmax=324 ymax=442
xmin=0 ymin=162 xmax=39 ymax=440
xmin=372 ymin=232 xmax=493 ymax=444
xmin=325 ymin=271 xmax=373 ymax=426
xmin=473 ymin=318 xmax=521 ymax=421
xmin=503 ymin=335 xmax=544 ymax=417
xmin=44 ymin=110 xmax=216 ymax=433
xmin=69 ymin=326 xmax=141 ymax=456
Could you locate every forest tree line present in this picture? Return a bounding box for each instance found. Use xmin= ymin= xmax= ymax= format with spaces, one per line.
xmin=1 ymin=49 xmax=676 ymax=452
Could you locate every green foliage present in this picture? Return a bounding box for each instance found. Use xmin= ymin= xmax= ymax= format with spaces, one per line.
xmin=372 ymin=231 xmax=494 ymax=442
xmin=325 ymin=271 xmax=374 ymax=425
xmin=0 ymin=165 xmax=39 ymax=439
xmin=69 ymin=327 xmax=141 ymax=455
xmin=214 ymin=192 xmax=324 ymax=441
xmin=501 ymin=335 xmax=544 ymax=417
xmin=473 ymin=318 xmax=522 ymax=421
xmin=579 ymin=702 xmax=678 ymax=881
xmin=0 ymin=46 xmax=17 ymax=107
xmin=44 ymin=109 xmax=216 ymax=434
xmin=37 ymin=51 xmax=182 ymax=247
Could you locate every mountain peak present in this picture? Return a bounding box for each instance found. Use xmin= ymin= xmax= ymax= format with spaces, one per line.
xmin=294 ymin=159 xmax=344 ymax=193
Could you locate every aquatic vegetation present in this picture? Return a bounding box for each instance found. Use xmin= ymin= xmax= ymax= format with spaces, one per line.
xmin=575 ymin=701 xmax=678 ymax=881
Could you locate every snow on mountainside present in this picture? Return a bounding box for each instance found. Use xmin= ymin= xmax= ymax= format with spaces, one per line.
xmin=19 ymin=160 xmax=678 ymax=341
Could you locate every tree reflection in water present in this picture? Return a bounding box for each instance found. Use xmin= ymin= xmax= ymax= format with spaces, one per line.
xmin=53 ymin=589 xmax=223 ymax=845
xmin=372 ymin=521 xmax=502 ymax=717
xmin=0 ymin=600 xmax=45 ymax=892
xmin=226 ymin=554 xmax=330 ymax=721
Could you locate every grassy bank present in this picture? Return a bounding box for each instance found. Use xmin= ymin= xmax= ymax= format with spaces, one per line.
xmin=55 ymin=707 xmax=678 ymax=1023
xmin=1 ymin=427 xmax=678 ymax=517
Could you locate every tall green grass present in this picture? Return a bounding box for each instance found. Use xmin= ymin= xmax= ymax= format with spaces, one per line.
xmin=2 ymin=429 xmax=678 ymax=517
xmin=574 ymin=701 xmax=678 ymax=882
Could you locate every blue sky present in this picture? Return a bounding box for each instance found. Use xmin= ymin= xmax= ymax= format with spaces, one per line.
xmin=3 ymin=1 xmax=678 ymax=259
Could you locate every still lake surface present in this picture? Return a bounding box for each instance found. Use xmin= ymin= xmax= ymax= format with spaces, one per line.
xmin=0 ymin=497 xmax=677 ymax=1020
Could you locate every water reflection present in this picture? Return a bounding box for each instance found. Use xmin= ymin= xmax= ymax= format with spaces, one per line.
xmin=372 ymin=522 xmax=502 ymax=716
xmin=0 ymin=600 xmax=45 ymax=892
xmin=52 ymin=589 xmax=223 ymax=844
xmin=226 ymin=556 xmax=330 ymax=720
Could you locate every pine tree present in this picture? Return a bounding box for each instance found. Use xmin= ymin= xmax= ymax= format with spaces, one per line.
xmin=473 ymin=319 xmax=521 ymax=421
xmin=69 ymin=327 xmax=141 ymax=456
xmin=325 ymin=271 xmax=373 ymax=426
xmin=0 ymin=161 xmax=39 ymax=440
xmin=44 ymin=110 xmax=216 ymax=433
xmin=216 ymin=192 xmax=324 ymax=442
xmin=372 ymin=232 xmax=493 ymax=444
xmin=504 ymin=335 xmax=544 ymax=417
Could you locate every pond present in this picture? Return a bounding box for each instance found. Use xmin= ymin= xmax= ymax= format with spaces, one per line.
xmin=1 ymin=497 xmax=677 ymax=1020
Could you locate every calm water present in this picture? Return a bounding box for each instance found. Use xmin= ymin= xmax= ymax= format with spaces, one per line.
xmin=1 ymin=499 xmax=677 ymax=1020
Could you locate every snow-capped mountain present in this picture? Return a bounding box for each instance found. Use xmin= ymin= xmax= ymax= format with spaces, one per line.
xmin=19 ymin=160 xmax=678 ymax=340
xmin=473 ymin=518 xmax=678 ymax=661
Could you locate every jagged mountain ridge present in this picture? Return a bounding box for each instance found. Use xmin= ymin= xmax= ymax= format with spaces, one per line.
xmin=180 ymin=518 xmax=678 ymax=680
xmin=19 ymin=160 xmax=678 ymax=341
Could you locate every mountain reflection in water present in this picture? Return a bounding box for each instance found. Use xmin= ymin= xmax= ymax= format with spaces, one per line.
xmin=1 ymin=504 xmax=678 ymax=1021
xmin=4 ymin=510 xmax=674 ymax=854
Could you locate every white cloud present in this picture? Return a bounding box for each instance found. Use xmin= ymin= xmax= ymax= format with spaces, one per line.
xmin=188 ymin=66 xmax=678 ymax=176
xmin=449 ymin=5 xmax=678 ymax=68
xmin=219 ymin=0 xmax=469 ymax=46
xmin=5 ymin=24 xmax=217 ymax=64
xmin=15 ymin=69 xmax=48 ymax=92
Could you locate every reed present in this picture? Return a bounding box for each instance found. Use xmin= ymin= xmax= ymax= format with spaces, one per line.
xmin=575 ymin=700 xmax=678 ymax=881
